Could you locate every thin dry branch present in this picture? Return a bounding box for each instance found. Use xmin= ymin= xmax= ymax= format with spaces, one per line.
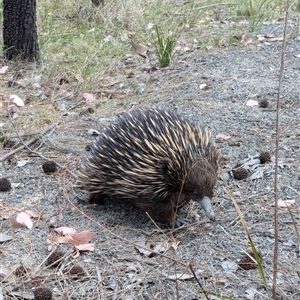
xmin=0 ymin=124 xmax=57 ymax=162
xmin=189 ymin=263 xmax=210 ymax=300
xmin=2 ymin=100 xmax=84 ymax=178
xmin=272 ymin=1 xmax=290 ymax=298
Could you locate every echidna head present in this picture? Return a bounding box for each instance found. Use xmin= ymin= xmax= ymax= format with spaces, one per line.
xmin=184 ymin=158 xmax=218 ymax=221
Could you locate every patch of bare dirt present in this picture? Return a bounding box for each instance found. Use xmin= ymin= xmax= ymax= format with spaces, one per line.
xmin=1 ymin=23 xmax=300 ymax=299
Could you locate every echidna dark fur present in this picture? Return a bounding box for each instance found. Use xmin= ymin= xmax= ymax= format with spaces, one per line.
xmin=77 ymin=107 xmax=222 ymax=227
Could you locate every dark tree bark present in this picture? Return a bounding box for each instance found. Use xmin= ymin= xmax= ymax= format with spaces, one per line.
xmin=3 ymin=0 xmax=39 ymax=62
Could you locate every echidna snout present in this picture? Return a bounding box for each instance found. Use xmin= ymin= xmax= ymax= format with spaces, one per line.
xmin=199 ymin=196 xmax=215 ymax=221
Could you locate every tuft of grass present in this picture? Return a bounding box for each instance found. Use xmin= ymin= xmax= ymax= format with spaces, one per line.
xmin=236 ymin=0 xmax=284 ymax=32
xmin=154 ymin=25 xmax=176 ymax=68
xmin=228 ymin=35 xmax=239 ymax=45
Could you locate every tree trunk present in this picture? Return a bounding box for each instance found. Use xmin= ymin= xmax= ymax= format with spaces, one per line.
xmin=3 ymin=0 xmax=39 ymax=62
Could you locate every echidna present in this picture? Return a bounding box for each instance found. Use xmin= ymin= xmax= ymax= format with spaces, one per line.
xmin=77 ymin=107 xmax=222 ymax=227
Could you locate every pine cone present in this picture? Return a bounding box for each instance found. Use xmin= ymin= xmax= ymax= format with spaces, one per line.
xmin=47 ymin=250 xmax=64 ymax=267
xmin=34 ymin=287 xmax=52 ymax=300
xmin=259 ymin=152 xmax=271 ymax=164
xmin=65 ymin=264 xmax=86 ymax=277
xmin=259 ymin=99 xmax=269 ymax=108
xmin=233 ymin=167 xmax=248 ymax=180
xmin=238 ymin=250 xmax=262 ymax=270
xmin=42 ymin=161 xmax=57 ymax=174
xmin=0 ymin=177 xmax=12 ymax=192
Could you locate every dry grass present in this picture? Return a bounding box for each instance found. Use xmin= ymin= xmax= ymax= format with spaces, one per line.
xmin=0 ymin=0 xmax=287 ymax=138
xmin=3 ymin=0 xmax=287 ymax=96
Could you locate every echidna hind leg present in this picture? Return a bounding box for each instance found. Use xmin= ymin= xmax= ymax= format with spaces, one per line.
xmin=137 ymin=200 xmax=182 ymax=228
xmin=88 ymin=193 xmax=106 ymax=205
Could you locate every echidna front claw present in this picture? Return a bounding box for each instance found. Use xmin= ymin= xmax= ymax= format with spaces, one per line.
xmin=199 ymin=196 xmax=215 ymax=221
xmin=168 ymin=216 xmax=189 ymax=228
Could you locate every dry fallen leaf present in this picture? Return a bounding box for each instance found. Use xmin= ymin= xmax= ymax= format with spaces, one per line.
xmin=16 ymin=212 xmax=33 ymax=229
xmin=199 ymin=83 xmax=209 ymax=90
xmin=15 ymin=79 xmax=28 ymax=88
xmin=131 ymin=41 xmax=148 ymax=58
xmin=0 ymin=66 xmax=8 ymax=74
xmin=246 ymin=99 xmax=258 ymax=107
xmin=241 ymin=35 xmax=253 ymax=46
xmin=10 ymin=95 xmax=24 ymax=107
xmin=216 ymin=134 xmax=231 ymax=140
xmin=55 ymin=226 xmax=77 ymax=235
xmin=69 ymin=231 xmax=96 ymax=244
xmin=82 ymin=93 xmax=95 ymax=103
xmin=17 ymin=160 xmax=29 ymax=167
xmin=74 ymin=243 xmax=95 ymax=251
xmin=276 ymin=200 xmax=295 ymax=208
xmin=47 ymin=230 xmax=96 ymax=251
xmin=0 ymin=232 xmax=13 ymax=242
xmin=10 ymin=209 xmax=39 ymax=229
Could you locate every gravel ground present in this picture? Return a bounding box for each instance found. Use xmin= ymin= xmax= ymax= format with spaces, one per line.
xmin=1 ymin=22 xmax=300 ymax=299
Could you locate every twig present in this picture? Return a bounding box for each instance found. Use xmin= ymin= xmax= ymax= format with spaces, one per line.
xmin=34 ymin=248 xmax=73 ymax=274
xmin=7 ymin=113 xmax=76 ymax=178
xmin=175 ymin=265 xmax=179 ymax=300
xmin=145 ymin=212 xmax=173 ymax=238
xmin=2 ymin=100 xmax=83 ymax=178
xmin=189 ymin=263 xmax=210 ymax=300
xmin=223 ymin=178 xmax=270 ymax=298
xmin=272 ymin=1 xmax=290 ymax=298
xmin=1 ymin=134 xmax=41 ymax=162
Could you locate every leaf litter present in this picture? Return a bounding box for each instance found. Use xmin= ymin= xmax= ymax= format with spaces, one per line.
xmin=1 ymin=21 xmax=300 ymax=299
